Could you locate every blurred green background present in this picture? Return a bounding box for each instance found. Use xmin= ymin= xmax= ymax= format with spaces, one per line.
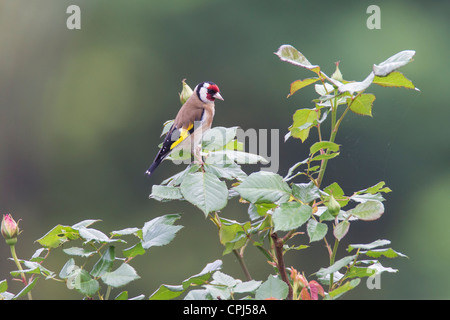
xmin=1 ymin=0 xmax=449 ymax=299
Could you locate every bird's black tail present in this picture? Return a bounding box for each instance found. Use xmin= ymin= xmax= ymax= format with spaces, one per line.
xmin=145 ymin=157 xmax=164 ymax=176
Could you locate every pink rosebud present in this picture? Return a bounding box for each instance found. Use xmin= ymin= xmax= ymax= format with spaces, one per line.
xmin=1 ymin=214 xmax=19 ymax=244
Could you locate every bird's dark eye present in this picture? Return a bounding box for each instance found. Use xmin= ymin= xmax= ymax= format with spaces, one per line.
xmin=208 ymin=89 xmax=216 ymax=95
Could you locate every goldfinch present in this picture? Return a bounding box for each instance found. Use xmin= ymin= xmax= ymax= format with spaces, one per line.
xmin=145 ymin=81 xmax=224 ymax=176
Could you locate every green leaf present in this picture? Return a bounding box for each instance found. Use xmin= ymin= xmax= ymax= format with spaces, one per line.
xmin=347 ymin=201 xmax=384 ymax=221
xmin=180 ymin=172 xmax=228 ymax=216
xmin=72 ymin=219 xmax=102 ymax=229
xmin=110 ymin=227 xmax=140 ymax=237
xmin=78 ymin=227 xmax=112 ymax=243
xmin=13 ymin=278 xmax=38 ymax=300
xmin=255 ymin=275 xmax=289 ymax=300
xmin=373 ymin=71 xmax=418 ymax=90
xmin=101 ymin=263 xmax=140 ymax=288
xmin=204 ymin=153 xmax=247 ymax=181
xmin=233 ymin=171 xmax=292 ymax=204
xmin=149 ymin=260 xmax=222 ymax=300
xmin=338 ymin=72 xmax=375 ymax=94
xmin=349 ymin=93 xmax=375 ymax=116
xmin=182 ymin=260 xmax=223 ymax=289
xmin=11 ymin=260 xmax=54 ymax=278
xmin=323 ymin=182 xmax=349 ymax=207
xmin=310 ymin=141 xmax=340 ymax=155
xmin=274 ymin=45 xmax=320 ymax=74
xmin=288 ymin=78 xmax=321 ymax=97
xmin=76 ymin=270 xmax=100 ymax=297
xmin=123 ymin=242 xmax=146 ymax=258
xmin=149 ymin=284 xmax=185 ymax=300
xmin=372 ymin=50 xmax=416 ymax=77
xmin=91 ymin=246 xmax=115 ymax=278
xmin=233 ymin=280 xmax=262 ymax=294
xmin=347 ymin=239 xmax=391 ymax=252
xmin=202 ymin=126 xmax=238 ymax=151
xmin=327 ymin=279 xmax=360 ymax=299
xmin=292 ymin=181 xmax=320 ymax=203
xmin=150 ymin=185 xmax=183 ymax=201
xmin=307 ymin=219 xmax=328 ymax=242
xmin=363 ymin=248 xmax=407 ymax=259
xmin=36 ymin=225 xmax=79 ymax=248
xmin=63 ymin=247 xmax=96 ymax=257
xmin=0 ymin=279 xmax=7 ymax=293
xmin=289 ymin=108 xmax=319 ymax=142
xmin=59 ymin=258 xmax=76 ymax=279
xmin=115 ymin=291 xmax=128 ymax=300
xmin=211 ymin=150 xmax=268 ymax=165
xmin=272 ymin=202 xmax=312 ymax=232
xmin=310 ymin=152 xmax=340 ymax=162
xmin=345 ymin=266 xmax=376 ymax=280
xmin=316 ymin=255 xmax=357 ymax=278
xmin=354 ymin=181 xmax=392 ymax=195
xmin=333 ymin=221 xmax=350 ymax=241
xmin=218 ymin=219 xmax=251 ymax=255
xmin=141 ymin=214 xmax=183 ymax=249
xmin=160 ymin=164 xmax=201 ymax=186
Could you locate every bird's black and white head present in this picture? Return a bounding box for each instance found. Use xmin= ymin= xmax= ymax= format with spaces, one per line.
xmin=195 ymin=81 xmax=224 ymax=104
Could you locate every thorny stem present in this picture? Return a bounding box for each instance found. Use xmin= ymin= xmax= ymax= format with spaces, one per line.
xmin=271 ymin=232 xmax=293 ymax=300
xmin=10 ymin=244 xmax=32 ymax=300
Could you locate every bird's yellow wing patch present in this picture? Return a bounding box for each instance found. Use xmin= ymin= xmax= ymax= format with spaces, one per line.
xmin=170 ymin=123 xmax=194 ymax=150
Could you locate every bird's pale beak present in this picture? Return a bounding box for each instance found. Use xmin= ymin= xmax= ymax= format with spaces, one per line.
xmin=214 ymin=92 xmax=224 ymax=101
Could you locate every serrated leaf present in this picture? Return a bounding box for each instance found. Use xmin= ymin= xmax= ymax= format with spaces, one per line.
xmin=110 ymin=227 xmax=140 ymax=237
xmin=255 ymin=275 xmax=289 ymax=300
xmin=233 ymin=280 xmax=262 ymax=293
xmin=72 ymin=219 xmax=102 ymax=230
xmin=149 ymin=260 xmax=222 ymax=300
xmin=180 ymin=172 xmax=228 ymax=216
xmin=338 ymin=72 xmax=375 ymax=94
xmin=288 ymin=78 xmax=321 ymax=97
xmin=291 ymin=181 xmax=320 ymax=204
xmin=36 ymin=225 xmax=79 ymax=248
xmin=347 ymin=239 xmax=391 ymax=252
xmin=307 ymin=219 xmax=328 ymax=242
xmin=373 ymin=71 xmax=418 ymax=90
xmin=63 ymin=247 xmax=96 ymax=257
xmin=202 ymin=126 xmax=238 ymax=152
xmin=123 ymin=242 xmax=146 ymax=258
xmin=0 ymin=280 xmax=7 ymax=293
xmin=333 ymin=221 xmax=350 ymax=241
xmin=372 ymin=50 xmax=416 ymax=77
xmin=355 ymin=181 xmax=392 ymax=195
xmin=149 ymin=284 xmax=185 ymax=300
xmin=327 ymin=279 xmax=360 ymax=299
xmin=289 ymin=108 xmax=319 ymax=142
xmin=141 ymin=214 xmax=183 ymax=249
xmin=91 ymin=246 xmax=115 ymax=278
xmin=272 ymin=202 xmax=312 ymax=232
xmin=347 ymin=201 xmax=384 ymax=221
xmin=101 ymin=263 xmax=140 ymax=288
xmin=150 ymin=185 xmax=183 ymax=201
xmin=310 ymin=141 xmax=340 ymax=155
xmin=275 ymin=45 xmax=320 ymax=74
xmin=363 ymin=248 xmax=407 ymax=258
xmin=233 ymin=171 xmax=292 ymax=204
xmin=13 ymin=278 xmax=38 ymax=300
xmin=349 ymin=93 xmax=375 ymax=116
xmin=75 ymin=269 xmax=100 ymax=297
xmin=78 ymin=227 xmax=111 ymax=243
xmin=316 ymin=255 xmax=357 ymax=278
